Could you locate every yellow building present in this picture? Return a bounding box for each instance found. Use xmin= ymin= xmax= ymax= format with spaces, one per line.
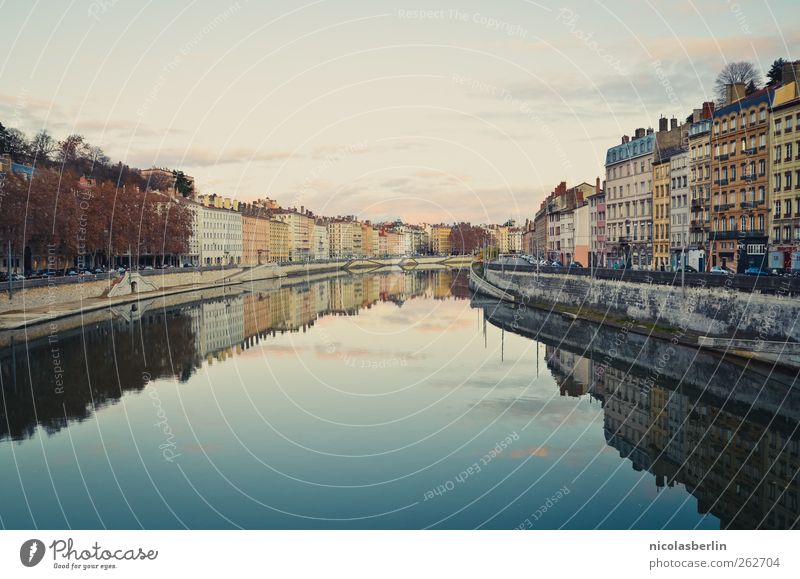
xmin=431 ymin=226 xmax=452 ymax=255
xmin=268 ymin=219 xmax=289 ymax=262
xmin=769 ymin=78 xmax=800 ymax=268
xmin=653 ymin=156 xmax=672 ymax=270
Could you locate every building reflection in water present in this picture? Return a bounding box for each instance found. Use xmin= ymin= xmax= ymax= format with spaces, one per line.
xmin=541 ymin=339 xmax=799 ymax=530
xmin=0 ymin=269 xmax=469 ymax=442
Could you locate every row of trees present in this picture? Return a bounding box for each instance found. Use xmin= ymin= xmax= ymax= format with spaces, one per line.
xmin=0 ymin=168 xmax=192 ymax=272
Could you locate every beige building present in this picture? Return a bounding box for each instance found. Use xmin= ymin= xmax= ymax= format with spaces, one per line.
xmin=242 ymin=215 xmax=270 ymax=265
xmin=327 ymin=220 xmax=355 ymax=258
xmin=769 ymin=76 xmax=800 ymax=269
xmin=688 ymin=108 xmax=713 ymax=269
xmin=274 ymin=209 xmax=314 ymax=261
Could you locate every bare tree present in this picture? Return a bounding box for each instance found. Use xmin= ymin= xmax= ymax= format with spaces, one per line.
xmin=714 ymin=61 xmax=761 ymax=104
xmin=30 ymin=129 xmax=57 ymax=162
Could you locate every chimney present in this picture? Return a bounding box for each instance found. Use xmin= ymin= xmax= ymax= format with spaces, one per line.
xmin=670 ymin=117 xmax=678 ymax=130
xmin=646 ymin=127 xmax=654 ymax=135
xmin=659 ymin=116 xmax=668 ymax=132
xmin=634 ymin=127 xmax=646 ymax=139
xmin=621 ymin=135 xmax=630 ymax=144
xmin=595 ymin=177 xmax=601 ymax=193
xmin=726 ymin=82 xmax=746 ymax=105
xmin=702 ymin=101 xmax=715 ymax=119
xmin=782 ymin=60 xmax=800 ymax=86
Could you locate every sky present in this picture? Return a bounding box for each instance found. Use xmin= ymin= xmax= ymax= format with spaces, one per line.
xmin=1 ymin=0 xmax=797 ymax=224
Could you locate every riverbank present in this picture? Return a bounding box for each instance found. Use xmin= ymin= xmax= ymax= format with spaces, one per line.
xmin=0 ymin=255 xmax=473 ymax=331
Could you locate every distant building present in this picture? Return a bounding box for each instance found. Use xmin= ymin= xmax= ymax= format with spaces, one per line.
xmin=274 ymin=209 xmax=314 ymax=261
xmin=313 ymin=223 xmax=330 ymax=260
xmin=188 ymin=201 xmax=243 ymax=265
xmin=430 ymin=225 xmax=452 ymax=255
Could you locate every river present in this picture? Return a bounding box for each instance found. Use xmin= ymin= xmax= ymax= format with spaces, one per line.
xmin=0 ymin=269 xmax=797 ymax=529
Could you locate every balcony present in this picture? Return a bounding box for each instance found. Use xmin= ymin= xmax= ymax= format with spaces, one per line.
xmin=596 ymin=203 xmax=606 ymax=212
xmin=691 ymin=198 xmax=706 ymax=208
xmin=740 ymin=201 xmax=757 ymax=209
xmin=690 ymin=219 xmax=710 ymax=231
xmin=714 ymin=178 xmax=729 ymax=186
xmin=718 ymin=153 xmax=729 ymax=161
xmin=743 ymin=174 xmax=757 ymax=182
xmin=710 ymin=230 xmax=767 ymax=240
xmin=596 ymin=219 xmax=606 ymax=228
xmin=744 ymin=147 xmax=757 ymax=155
xmin=595 ymin=234 xmax=606 ymax=242
xmin=713 ymin=203 xmax=735 ymax=212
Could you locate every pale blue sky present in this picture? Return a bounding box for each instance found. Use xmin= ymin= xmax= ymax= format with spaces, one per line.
xmin=1 ymin=0 xmax=797 ymax=223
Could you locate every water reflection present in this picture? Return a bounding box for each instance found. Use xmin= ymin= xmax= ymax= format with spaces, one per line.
xmin=483 ymin=300 xmax=800 ymax=529
xmin=0 ymin=270 xmax=470 ymax=442
xmin=0 ymin=269 xmax=797 ymax=529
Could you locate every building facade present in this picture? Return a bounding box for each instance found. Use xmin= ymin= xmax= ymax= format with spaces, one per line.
xmin=605 ymin=130 xmax=656 ymax=268
xmin=588 ymin=188 xmax=606 ymax=268
xmin=709 ymin=87 xmax=772 ymax=272
xmin=769 ymin=79 xmax=800 ymax=270
xmin=688 ymin=114 xmax=713 ymax=270
xmin=669 ymin=150 xmax=690 ymax=269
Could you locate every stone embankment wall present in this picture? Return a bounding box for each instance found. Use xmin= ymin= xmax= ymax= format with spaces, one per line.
xmin=0 ymin=268 xmax=242 ymax=314
xmin=484 ymin=268 xmax=800 ymax=342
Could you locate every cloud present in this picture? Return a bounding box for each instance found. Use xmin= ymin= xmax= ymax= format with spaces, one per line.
xmin=128 ymin=146 xmax=295 ymax=168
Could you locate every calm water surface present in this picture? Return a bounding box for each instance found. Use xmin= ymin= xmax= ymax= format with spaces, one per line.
xmin=1 ymin=269 xmax=798 ymax=529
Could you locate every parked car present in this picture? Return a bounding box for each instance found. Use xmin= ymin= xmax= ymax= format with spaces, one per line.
xmin=676 ymin=265 xmax=698 ymax=273
xmin=568 ymin=262 xmax=584 ymax=268
xmin=550 ymin=261 xmax=563 ymax=267
xmin=11 ymin=273 xmax=25 ymax=281
xmin=710 ymin=266 xmax=734 ymax=275
xmin=745 ymin=267 xmax=770 ymax=276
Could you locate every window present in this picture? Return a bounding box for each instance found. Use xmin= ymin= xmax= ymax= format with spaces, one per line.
xmin=775 ymin=119 xmax=783 ymax=134
xmin=760 ymin=108 xmax=767 ymax=122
